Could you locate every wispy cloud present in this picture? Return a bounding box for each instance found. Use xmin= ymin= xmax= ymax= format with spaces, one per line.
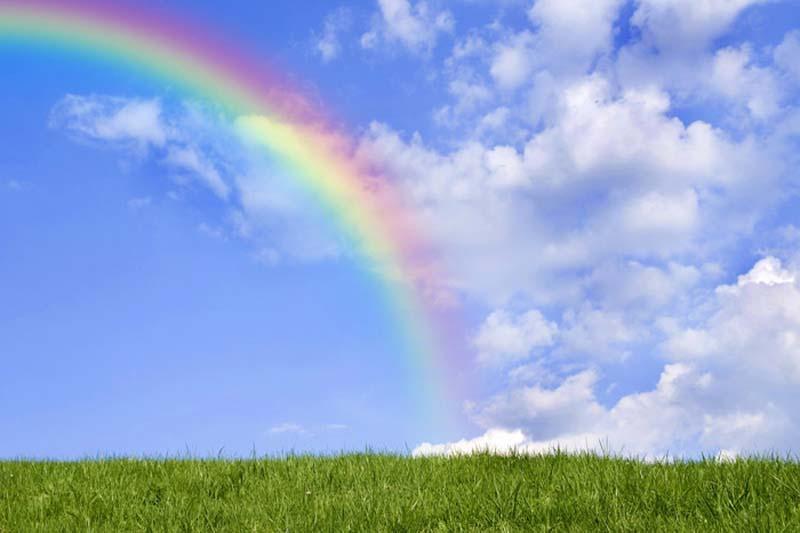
xmin=127 ymin=196 xmax=152 ymax=211
xmin=5 ymin=179 xmax=23 ymax=191
xmin=269 ymin=422 xmax=306 ymax=435
xmin=313 ymin=7 xmax=352 ymax=63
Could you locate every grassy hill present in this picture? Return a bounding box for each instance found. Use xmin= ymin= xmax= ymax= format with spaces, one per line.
xmin=2 ymin=453 xmax=800 ymax=531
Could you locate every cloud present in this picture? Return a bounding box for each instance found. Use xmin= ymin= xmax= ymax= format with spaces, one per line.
xmin=528 ymin=0 xmax=624 ymax=72
xmin=483 ymin=0 xmax=624 ymax=93
xmin=164 ymin=145 xmax=230 ymax=200
xmin=490 ymin=31 xmax=535 ymax=91
xmin=414 ymin=428 xmax=531 ymax=456
xmin=631 ymin=0 xmax=767 ymax=52
xmin=50 ymin=95 xmax=168 ymax=150
xmin=472 ymin=369 xmax=605 ymax=439
xmin=314 ymin=7 xmax=352 ymax=62
xmin=710 ymin=45 xmax=784 ymax=120
xmin=395 ymin=0 xmax=800 ymax=457
xmin=50 ymin=94 xmax=231 ymax=199
xmin=585 ymin=261 xmax=701 ymax=311
xmin=362 ymin=0 xmax=454 ymax=54
xmin=359 ymin=74 xmax=781 ymax=305
xmin=474 ymin=309 xmax=557 ymax=366
xmin=616 ymin=1 xmax=782 ymax=116
xmin=736 ymin=256 xmax=796 ymax=287
xmin=269 ymin=422 xmax=306 ymax=435
xmin=419 ymin=257 xmax=800 ymax=457
xmin=775 ymin=30 xmax=800 ymax=83
xmin=268 ymin=422 xmax=348 ymax=436
xmin=414 ymin=428 xmax=611 ymax=456
xmin=558 ymin=306 xmax=635 ymax=361
xmin=50 ymin=94 xmax=346 ymax=262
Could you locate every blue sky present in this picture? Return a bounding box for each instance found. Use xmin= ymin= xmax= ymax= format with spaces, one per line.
xmin=3 ymin=0 xmax=800 ymax=458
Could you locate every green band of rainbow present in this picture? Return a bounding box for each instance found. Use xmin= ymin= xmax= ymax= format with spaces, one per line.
xmin=0 ymin=0 xmax=467 ymax=432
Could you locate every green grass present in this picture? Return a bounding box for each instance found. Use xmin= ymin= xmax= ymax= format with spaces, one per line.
xmin=2 ymin=453 xmax=800 ymax=531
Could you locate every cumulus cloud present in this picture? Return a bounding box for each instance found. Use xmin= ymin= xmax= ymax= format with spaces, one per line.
xmin=368 ymin=0 xmax=800 ymax=457
xmin=490 ymin=31 xmax=536 ymax=91
xmin=362 ymin=0 xmax=454 ymax=54
xmin=710 ymin=45 xmax=784 ymax=120
xmin=360 ymin=74 xmax=781 ymax=305
xmin=474 ymin=309 xmax=557 ymax=366
xmin=419 ymin=258 xmax=800 ymax=458
xmin=775 ymin=30 xmax=800 ymax=83
xmin=558 ymin=306 xmax=636 ymax=361
xmin=484 ymin=0 xmax=623 ymax=95
xmin=631 ymin=0 xmax=767 ymax=52
xmin=528 ymin=0 xmax=624 ymax=71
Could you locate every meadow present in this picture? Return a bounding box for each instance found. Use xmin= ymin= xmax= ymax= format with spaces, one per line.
xmin=2 ymin=452 xmax=800 ymax=531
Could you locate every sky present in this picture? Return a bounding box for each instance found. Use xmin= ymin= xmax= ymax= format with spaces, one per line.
xmin=2 ymin=0 xmax=800 ymax=459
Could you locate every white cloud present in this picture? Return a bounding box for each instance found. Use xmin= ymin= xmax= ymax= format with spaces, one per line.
xmin=50 ymin=95 xmax=346 ymax=262
xmin=481 ymin=0 xmax=625 ymax=94
xmin=617 ymin=1 xmax=776 ymax=113
xmin=360 ymin=12 xmax=800 ymax=457
xmin=586 ymin=261 xmax=701 ymax=311
xmin=50 ymin=95 xmax=168 ymax=150
xmin=420 ymin=257 xmax=800 ymax=457
xmin=46 ymin=0 xmax=800 ymax=459
xmin=528 ymin=0 xmax=624 ymax=71
xmin=477 ymin=106 xmax=510 ymax=133
xmin=269 ymin=422 xmax=305 ymax=435
xmin=314 ymin=8 xmax=352 ymax=62
xmin=336 ymin=2 xmax=800 ymax=458
xmin=736 ymin=256 xmax=796 ymax=287
xmin=631 ymin=0 xmax=767 ymax=52
xmin=558 ymin=306 xmax=635 ymax=361
xmin=50 ymin=94 xmax=232 ymax=200
xmin=414 ymin=428 xmax=530 ymax=455
xmin=775 ymin=30 xmax=800 ymax=83
xmin=490 ymin=31 xmax=535 ymax=91
xmin=710 ymin=45 xmax=784 ymax=120
xmin=474 ymin=309 xmax=557 ymax=366
xmin=472 ymin=369 xmax=605 ymax=438
xmin=164 ymin=146 xmax=230 ymax=200
xmin=362 ymin=0 xmax=454 ymax=54
xmin=360 ymin=74 xmax=780 ymax=305
xmin=616 ymin=189 xmax=699 ymax=246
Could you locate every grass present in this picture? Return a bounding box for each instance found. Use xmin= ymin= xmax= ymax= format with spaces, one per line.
xmin=2 ymin=453 xmax=800 ymax=531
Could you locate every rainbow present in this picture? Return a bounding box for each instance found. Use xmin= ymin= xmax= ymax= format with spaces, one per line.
xmin=0 ymin=0 xmax=466 ymax=430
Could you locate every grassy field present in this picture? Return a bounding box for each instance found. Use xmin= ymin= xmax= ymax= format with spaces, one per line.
xmin=2 ymin=453 xmax=800 ymax=531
